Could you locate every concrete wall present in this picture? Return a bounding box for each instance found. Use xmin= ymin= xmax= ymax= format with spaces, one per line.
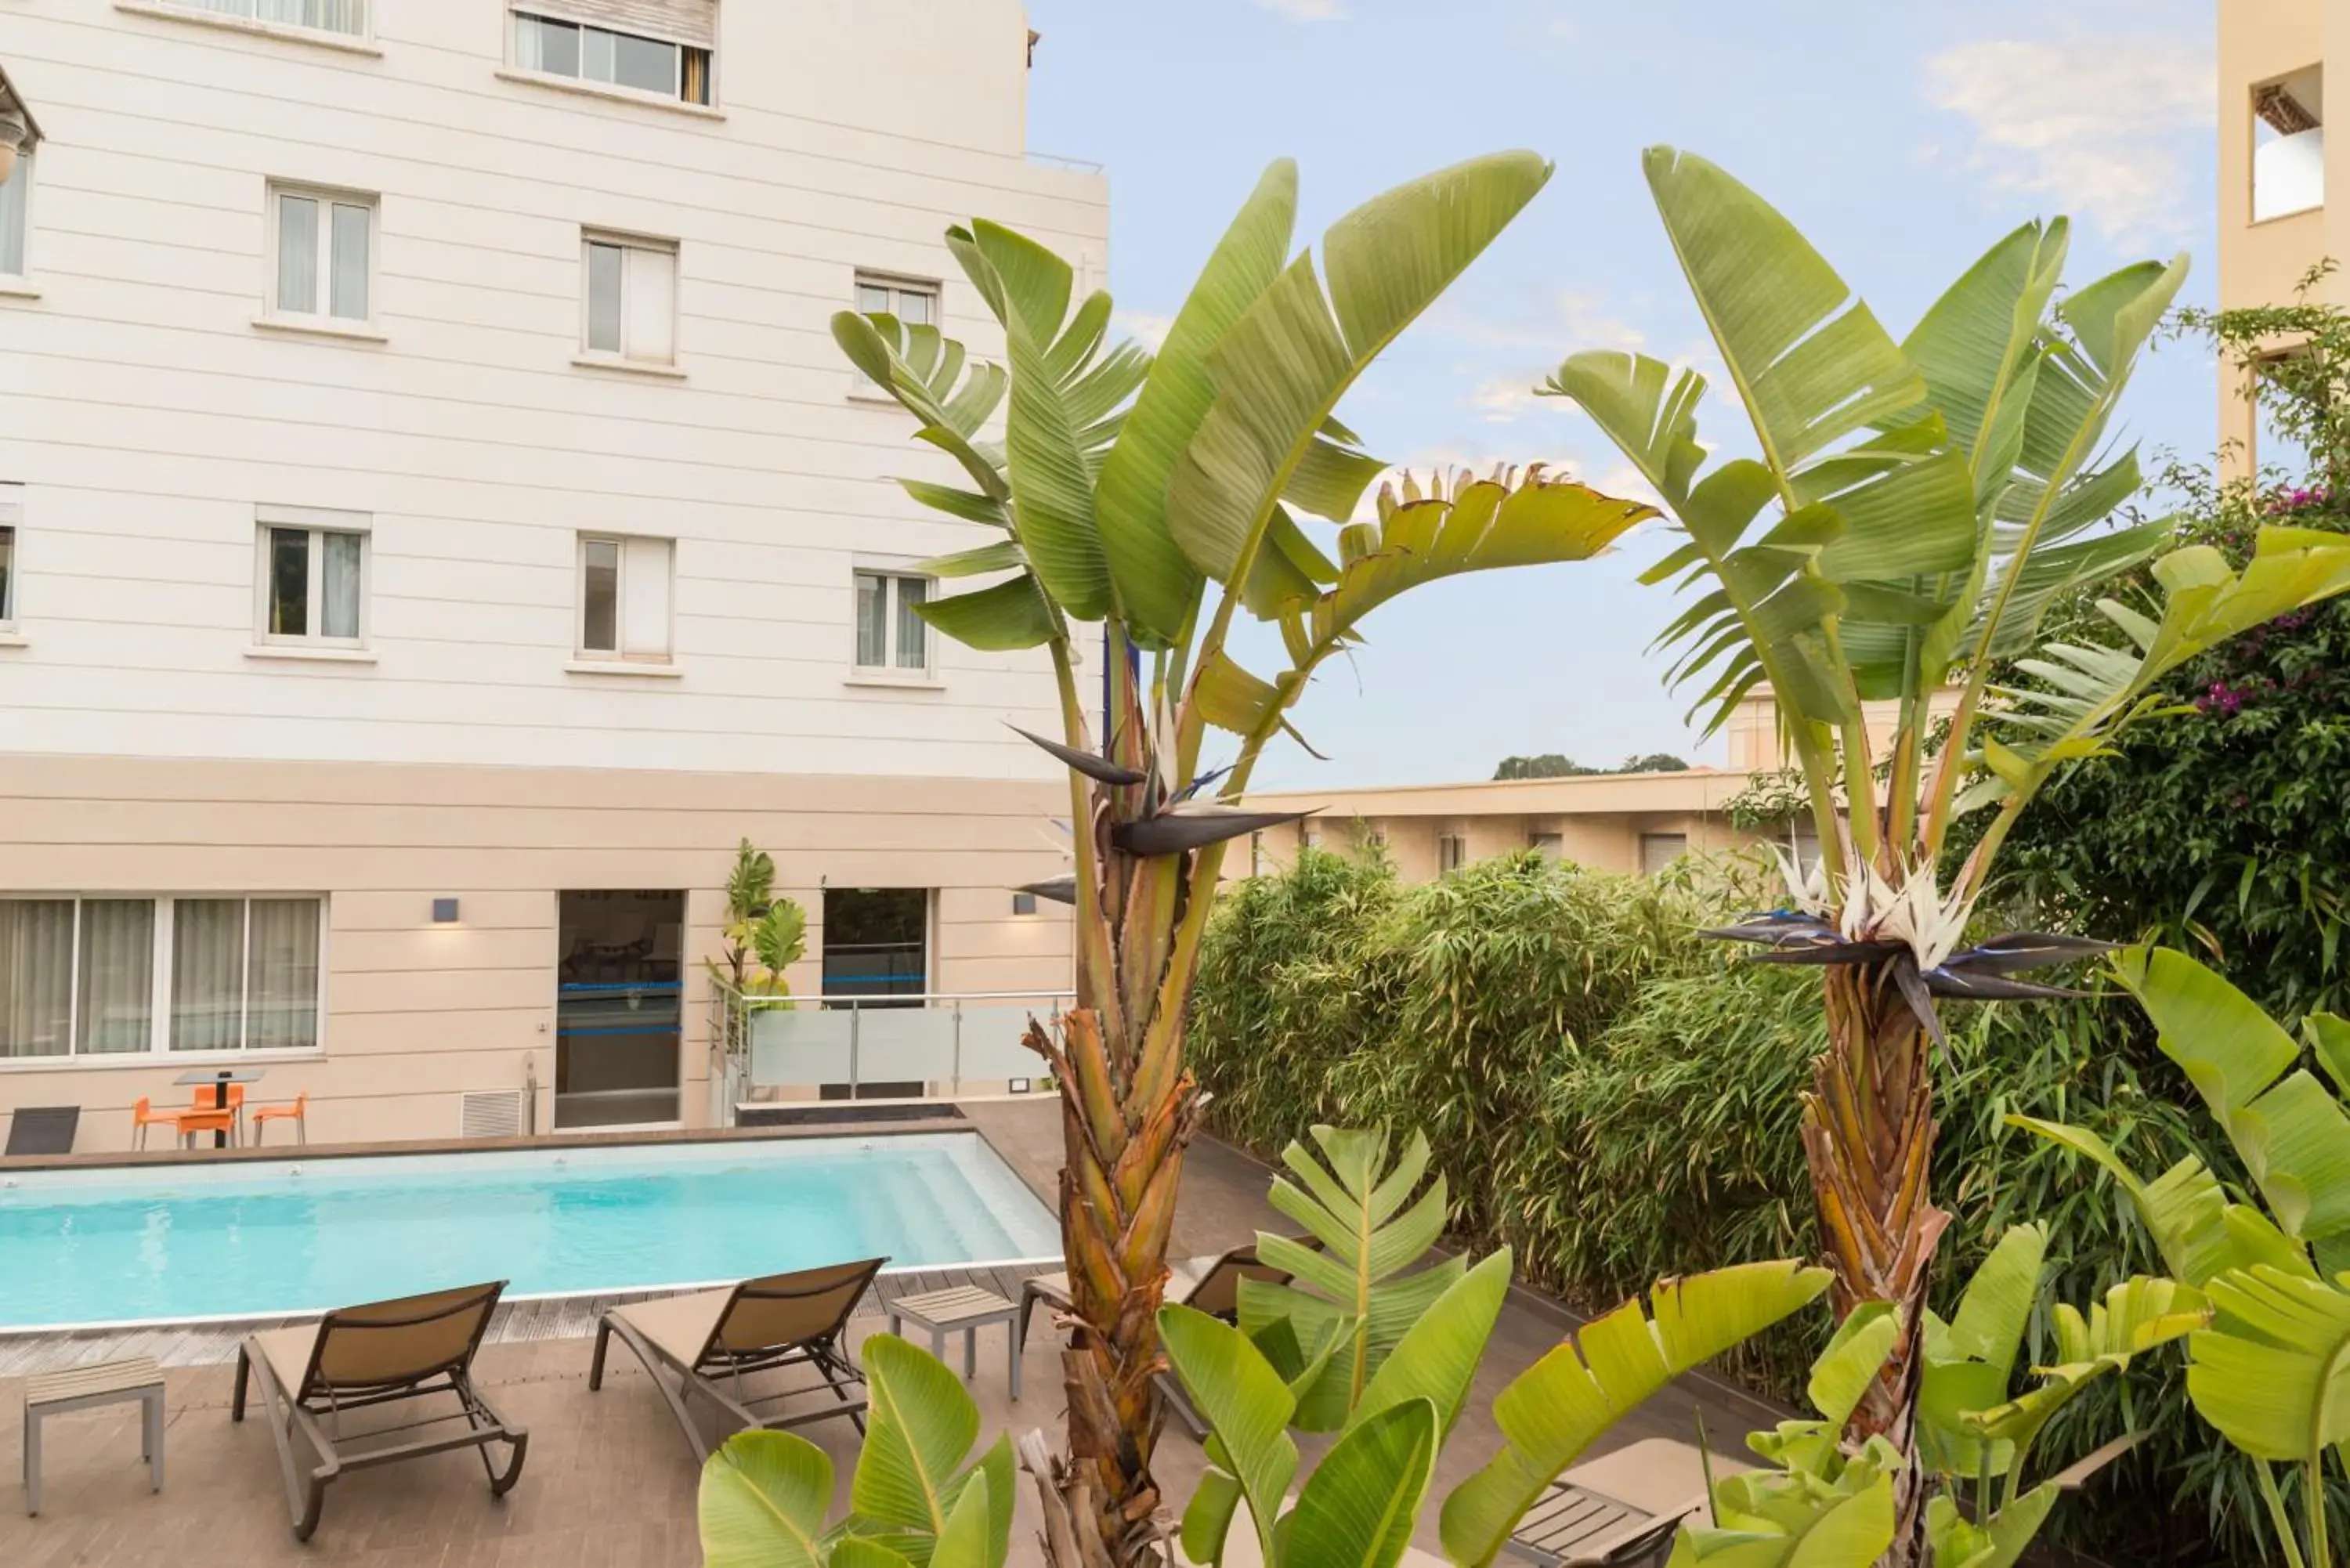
xmin=2217 ymin=0 xmax=2335 ymax=474
xmin=0 ymin=753 xmax=1073 ymax=1151
xmin=0 ymin=0 xmax=1104 ymax=776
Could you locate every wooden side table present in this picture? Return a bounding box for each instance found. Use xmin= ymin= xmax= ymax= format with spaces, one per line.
xmin=885 ymin=1285 xmax=1022 ymax=1400
xmin=23 ymin=1357 xmax=165 ymax=1516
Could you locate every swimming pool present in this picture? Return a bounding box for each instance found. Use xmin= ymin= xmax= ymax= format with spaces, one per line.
xmin=0 ymin=1133 xmax=1061 ymax=1330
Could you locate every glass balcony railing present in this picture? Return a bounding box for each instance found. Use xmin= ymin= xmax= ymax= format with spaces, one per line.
xmin=711 ymin=988 xmax=1075 ymax=1113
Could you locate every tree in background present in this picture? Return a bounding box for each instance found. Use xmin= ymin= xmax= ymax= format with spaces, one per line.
xmin=834 ymin=154 xmax=1650 ymax=1566
xmin=1550 ymin=147 xmax=2350 ymax=1561
xmin=1492 ymin=751 xmax=1688 ymax=779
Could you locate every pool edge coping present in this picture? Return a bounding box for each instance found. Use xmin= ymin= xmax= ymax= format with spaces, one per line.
xmin=0 ymin=1255 xmax=1069 ymax=1340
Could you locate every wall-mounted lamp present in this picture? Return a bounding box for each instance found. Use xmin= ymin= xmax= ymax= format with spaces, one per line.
xmin=1010 ymin=891 xmax=1039 ymax=916
xmin=432 ymin=898 xmax=461 ymax=924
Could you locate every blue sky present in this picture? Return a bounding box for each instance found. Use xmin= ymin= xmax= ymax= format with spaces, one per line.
xmin=1020 ymin=0 xmax=2218 ymax=789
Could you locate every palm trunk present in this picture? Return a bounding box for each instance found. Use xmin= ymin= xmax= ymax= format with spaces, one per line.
xmin=1804 ymin=961 xmax=1950 ymax=1566
xmin=1022 ymin=1007 xmax=1202 ymax=1567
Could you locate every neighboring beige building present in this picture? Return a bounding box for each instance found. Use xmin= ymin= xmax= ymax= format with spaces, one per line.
xmin=2218 ymin=0 xmax=2336 ymax=472
xmin=1244 ymin=688 xmax=1966 ymax=886
xmin=0 ymin=1 xmax=1090 ymax=1150
xmin=1246 ymin=764 xmax=1766 ymax=883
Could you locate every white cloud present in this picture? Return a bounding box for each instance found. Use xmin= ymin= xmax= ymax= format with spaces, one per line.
xmin=1253 ymin=0 xmax=1345 ymax=18
xmin=1924 ymin=37 xmax=2214 ymax=243
xmin=1114 ymin=309 xmax=1174 ymax=351
xmin=1468 ymin=376 xmax=1550 ymax=423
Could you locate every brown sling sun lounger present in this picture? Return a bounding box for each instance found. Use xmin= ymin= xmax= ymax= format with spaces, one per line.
xmin=232 ymin=1281 xmax=523 ymax=1541
xmin=588 ymin=1255 xmax=886 ymax=1461
xmin=1020 ymin=1238 xmax=1314 ymax=1439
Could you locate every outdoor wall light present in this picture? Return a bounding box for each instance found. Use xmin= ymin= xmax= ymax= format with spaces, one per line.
xmin=1011 ymin=891 xmax=1039 ymax=916
xmin=432 ymin=898 xmax=461 ymax=924
xmin=1009 ymin=1077 xmax=1033 ymax=1094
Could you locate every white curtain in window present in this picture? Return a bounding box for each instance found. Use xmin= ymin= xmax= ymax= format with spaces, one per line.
xmin=322 ymin=531 xmax=363 ymax=639
xmin=0 ymin=155 xmax=28 ymax=278
xmin=0 ymin=901 xmax=74 ymax=1058
xmin=329 ymin=203 xmax=370 ymax=321
xmin=621 ymin=536 xmax=671 ymax=656
xmin=171 ymin=899 xmax=246 ymax=1051
xmin=894 ymin=576 xmax=927 ymax=669
xmin=77 ymin=899 xmax=155 ymax=1054
xmin=624 ymin=246 xmax=675 ymax=361
xmin=585 ymin=242 xmax=624 ymax=353
xmin=306 ymin=0 xmax=366 ymax=33
xmin=277 ymin=194 xmax=320 ymax=316
xmin=855 ymin=573 xmax=885 ymax=667
xmin=247 ymin=899 xmax=320 ymax=1050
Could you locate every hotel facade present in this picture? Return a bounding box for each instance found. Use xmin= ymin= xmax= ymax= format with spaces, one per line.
xmin=0 ymin=0 xmax=1090 ymax=1149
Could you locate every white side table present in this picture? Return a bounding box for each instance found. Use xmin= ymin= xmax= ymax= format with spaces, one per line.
xmin=23 ymin=1356 xmax=165 ymax=1516
xmin=886 ymin=1285 xmax=1022 ymax=1400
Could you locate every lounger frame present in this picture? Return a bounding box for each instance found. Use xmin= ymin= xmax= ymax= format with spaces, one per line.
xmin=231 ymin=1281 xmax=525 ymax=1541
xmin=588 ymin=1257 xmax=887 ymax=1462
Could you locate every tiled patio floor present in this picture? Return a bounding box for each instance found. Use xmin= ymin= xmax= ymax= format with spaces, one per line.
xmin=1 ymin=1105 xmax=1788 ymax=1565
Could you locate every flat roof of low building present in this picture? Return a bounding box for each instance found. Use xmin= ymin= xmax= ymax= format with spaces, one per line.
xmin=1244 ymin=767 xmax=1760 ymax=818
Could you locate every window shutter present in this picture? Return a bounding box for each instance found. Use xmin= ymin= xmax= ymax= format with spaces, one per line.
xmin=625 ymin=246 xmax=675 ymax=362
xmin=515 ymin=0 xmax=715 ymax=49
xmin=622 ymin=536 xmax=672 ymax=656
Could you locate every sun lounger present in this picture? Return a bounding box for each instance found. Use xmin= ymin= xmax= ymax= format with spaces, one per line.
xmin=588 ymin=1255 xmax=885 ymax=1461
xmin=1020 ymin=1239 xmax=1312 ymax=1440
xmin=232 ymin=1281 xmax=522 ymax=1541
xmin=4 ymin=1106 xmax=78 ymax=1157
xmin=1508 ymin=1436 xmax=1752 ymax=1566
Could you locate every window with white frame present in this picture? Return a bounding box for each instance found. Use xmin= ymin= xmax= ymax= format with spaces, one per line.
xmin=0 ymin=151 xmax=30 ymax=280
xmin=168 ymin=0 xmax=367 ymax=37
xmin=851 ymin=274 xmax=937 ymax=388
xmin=512 ymin=9 xmax=712 ymax=104
xmin=269 ymin=184 xmax=374 ymax=325
xmin=853 ymin=570 xmax=929 ymax=674
xmin=0 ymin=896 xmax=324 ymax=1060
xmin=578 ymin=533 xmax=673 ymax=660
xmin=1437 ymin=833 xmax=1468 ymax=875
xmin=0 ymin=483 xmax=20 ymax=629
xmin=256 ymin=508 xmax=367 ymax=645
xmin=582 ymin=233 xmax=677 ymax=364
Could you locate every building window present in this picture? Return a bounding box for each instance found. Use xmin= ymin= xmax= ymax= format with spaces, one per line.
xmin=1301 ymin=823 xmax=1322 ymax=851
xmin=582 ymin=233 xmax=677 ymax=365
xmin=2254 ymin=67 xmax=2324 ymax=222
xmin=256 ymin=508 xmax=367 ymax=645
xmin=1639 ymin=833 xmax=1690 ymax=876
xmin=854 ymin=570 xmax=929 ymax=673
xmin=1437 ymin=834 xmax=1468 ymax=875
xmin=0 ymin=151 xmax=30 ymax=280
xmin=1529 ymin=831 xmax=1564 ymax=860
xmin=168 ymin=0 xmax=367 ymax=36
xmin=579 ymin=533 xmax=673 ymax=661
xmin=0 ymin=896 xmax=324 ymax=1060
xmin=851 ymin=274 xmax=938 ymax=387
xmin=269 ymin=184 xmax=374 ymax=324
xmin=513 ymin=10 xmax=712 ymax=104
xmin=0 ymin=482 xmax=20 ymax=629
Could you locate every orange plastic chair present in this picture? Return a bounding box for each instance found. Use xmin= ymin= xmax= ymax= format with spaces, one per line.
xmin=174 ymin=1108 xmax=237 ymax=1148
xmin=252 ymin=1093 xmax=308 ymax=1147
xmin=130 ymin=1096 xmax=180 ymax=1151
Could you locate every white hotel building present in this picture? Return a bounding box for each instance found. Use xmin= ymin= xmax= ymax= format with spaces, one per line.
xmin=0 ymin=0 xmax=1092 ymax=1149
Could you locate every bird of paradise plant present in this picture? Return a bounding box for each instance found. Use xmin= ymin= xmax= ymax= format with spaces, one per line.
xmin=835 ymin=154 xmax=1653 ymax=1566
xmin=1548 ymin=146 xmax=2350 ymax=1561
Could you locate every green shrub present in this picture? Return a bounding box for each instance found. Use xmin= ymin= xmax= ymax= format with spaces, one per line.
xmin=1188 ymin=852 xmax=2250 ymax=1565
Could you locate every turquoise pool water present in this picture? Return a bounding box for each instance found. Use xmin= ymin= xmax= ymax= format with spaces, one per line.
xmin=0 ymin=1133 xmax=1060 ymax=1329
